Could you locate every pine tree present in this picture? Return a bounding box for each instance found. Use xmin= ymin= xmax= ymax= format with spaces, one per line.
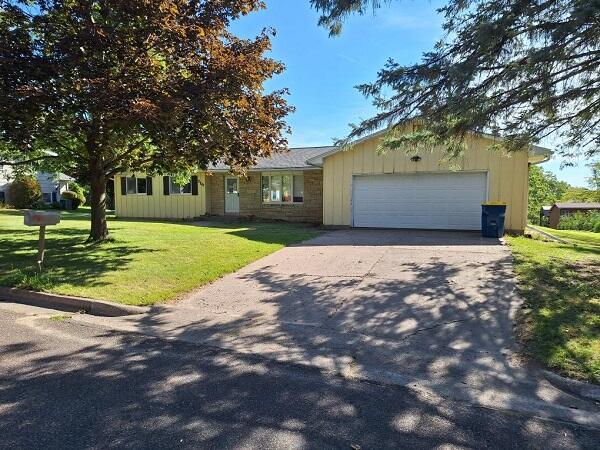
xmin=311 ymin=0 xmax=600 ymax=158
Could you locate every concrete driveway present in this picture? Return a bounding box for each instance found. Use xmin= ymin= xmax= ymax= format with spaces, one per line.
xmin=83 ymin=228 xmax=599 ymax=424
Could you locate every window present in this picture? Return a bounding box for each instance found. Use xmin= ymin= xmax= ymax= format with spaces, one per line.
xmin=282 ymin=175 xmax=292 ymax=202
xmin=226 ymin=177 xmax=238 ymax=194
xmin=262 ymin=176 xmax=270 ymax=202
xmin=293 ymin=175 xmax=304 ymax=203
xmin=126 ymin=176 xmax=147 ymax=194
xmin=42 ymin=193 xmax=52 ymax=204
xmin=270 ymin=176 xmax=282 ymax=202
xmin=170 ymin=177 xmax=192 ymax=195
xmin=137 ymin=178 xmax=147 ymax=194
xmin=261 ymin=173 xmax=304 ymax=204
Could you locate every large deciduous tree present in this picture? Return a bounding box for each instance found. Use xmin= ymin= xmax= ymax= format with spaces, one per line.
xmin=311 ymin=0 xmax=600 ymax=158
xmin=0 ymin=0 xmax=291 ymax=241
xmin=528 ymin=165 xmax=569 ymax=223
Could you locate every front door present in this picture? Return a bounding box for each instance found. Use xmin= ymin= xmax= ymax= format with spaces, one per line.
xmin=225 ymin=177 xmax=240 ymax=214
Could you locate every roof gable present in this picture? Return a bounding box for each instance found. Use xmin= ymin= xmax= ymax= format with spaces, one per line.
xmin=305 ymin=128 xmax=553 ymax=166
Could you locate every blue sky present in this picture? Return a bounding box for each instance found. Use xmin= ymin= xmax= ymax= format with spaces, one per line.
xmin=230 ymin=1 xmax=592 ymax=187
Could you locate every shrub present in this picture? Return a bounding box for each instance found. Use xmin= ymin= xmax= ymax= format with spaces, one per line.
xmin=69 ymin=181 xmax=86 ymax=206
xmin=61 ymin=190 xmax=82 ymax=210
xmin=558 ymin=211 xmax=600 ymax=232
xmin=8 ymin=175 xmax=42 ymax=208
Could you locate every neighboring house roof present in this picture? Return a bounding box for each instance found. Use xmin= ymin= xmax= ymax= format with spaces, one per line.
xmin=55 ymin=173 xmax=74 ymax=182
xmin=306 ymin=128 xmax=553 ymax=166
xmin=210 ymin=146 xmax=334 ymax=171
xmin=552 ymin=202 xmax=600 ymax=210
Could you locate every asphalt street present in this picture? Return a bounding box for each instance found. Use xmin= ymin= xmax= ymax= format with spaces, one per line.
xmin=1 ymin=303 xmax=599 ymax=450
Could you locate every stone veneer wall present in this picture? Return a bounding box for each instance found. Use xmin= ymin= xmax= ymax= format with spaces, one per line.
xmin=207 ymin=170 xmax=323 ymax=223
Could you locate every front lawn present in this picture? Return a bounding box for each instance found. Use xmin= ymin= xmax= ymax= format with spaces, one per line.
xmin=0 ymin=209 xmax=320 ymax=306
xmin=506 ymin=228 xmax=600 ymax=383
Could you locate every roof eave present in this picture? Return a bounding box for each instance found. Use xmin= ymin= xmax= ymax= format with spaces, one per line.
xmin=528 ymin=144 xmax=553 ymax=165
xmin=207 ymin=166 xmax=323 ymax=173
xmin=307 ymin=128 xmax=555 ymax=165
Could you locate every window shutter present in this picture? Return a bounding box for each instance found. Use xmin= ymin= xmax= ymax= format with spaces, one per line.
xmin=146 ymin=176 xmax=153 ymax=196
xmin=191 ymin=175 xmax=199 ymax=196
xmin=120 ymin=177 xmax=127 ymax=196
xmin=163 ymin=176 xmax=170 ymax=195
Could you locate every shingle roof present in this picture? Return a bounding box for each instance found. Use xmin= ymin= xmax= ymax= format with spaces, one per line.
xmin=209 ymin=146 xmax=334 ymax=171
xmin=553 ymin=203 xmax=600 ymax=210
xmin=56 ymin=173 xmax=74 ymax=181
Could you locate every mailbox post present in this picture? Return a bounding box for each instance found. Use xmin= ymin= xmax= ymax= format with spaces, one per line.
xmin=24 ymin=211 xmax=60 ymax=270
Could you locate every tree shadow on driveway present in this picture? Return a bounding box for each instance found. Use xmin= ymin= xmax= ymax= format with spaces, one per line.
xmin=116 ymin=229 xmax=598 ymax=420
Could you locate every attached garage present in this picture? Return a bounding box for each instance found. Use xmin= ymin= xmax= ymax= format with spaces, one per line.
xmin=352 ymin=172 xmax=487 ymax=230
xmin=310 ymin=128 xmax=552 ymax=234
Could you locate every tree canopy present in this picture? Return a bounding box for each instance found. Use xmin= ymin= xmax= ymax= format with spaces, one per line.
xmin=528 ymin=165 xmax=569 ymax=223
xmin=0 ymin=0 xmax=291 ymax=240
xmin=560 ymin=186 xmax=600 ymax=203
xmin=588 ymin=161 xmax=600 ymax=190
xmin=311 ymin=0 xmax=600 ymax=159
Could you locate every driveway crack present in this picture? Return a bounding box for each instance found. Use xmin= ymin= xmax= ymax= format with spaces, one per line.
xmin=397 ymin=317 xmax=476 ymax=341
xmin=326 ymin=248 xmax=389 ymax=320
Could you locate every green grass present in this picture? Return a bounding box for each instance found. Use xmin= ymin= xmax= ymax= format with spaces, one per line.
xmin=537 ymin=226 xmax=600 ymax=250
xmin=0 ymin=208 xmax=320 ymax=306
xmin=49 ymin=314 xmax=72 ymax=322
xmin=507 ymin=229 xmax=600 ymax=383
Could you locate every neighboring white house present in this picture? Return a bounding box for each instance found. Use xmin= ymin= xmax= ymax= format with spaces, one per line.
xmin=0 ymin=164 xmax=12 ymax=204
xmin=0 ymin=164 xmax=74 ymax=205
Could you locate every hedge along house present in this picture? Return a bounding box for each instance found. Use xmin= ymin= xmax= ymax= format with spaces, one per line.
xmin=114 ymin=129 xmax=551 ymax=233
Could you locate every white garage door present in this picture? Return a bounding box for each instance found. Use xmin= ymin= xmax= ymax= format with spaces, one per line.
xmin=352 ymin=172 xmax=487 ymax=230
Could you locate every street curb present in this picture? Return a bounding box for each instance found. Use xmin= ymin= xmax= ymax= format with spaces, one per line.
xmin=0 ymin=287 xmax=147 ymax=317
xmin=542 ymin=370 xmax=600 ymax=402
xmin=61 ymin=313 xmax=600 ymax=430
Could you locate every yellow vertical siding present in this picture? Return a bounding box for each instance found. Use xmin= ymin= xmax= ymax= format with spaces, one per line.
xmin=114 ymin=173 xmax=206 ymax=219
xmin=322 ymin=133 xmax=530 ymax=232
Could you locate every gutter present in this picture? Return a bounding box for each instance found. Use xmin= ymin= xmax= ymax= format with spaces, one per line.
xmin=207 ymin=166 xmax=323 ymax=173
xmin=528 ymin=144 xmax=553 ymax=165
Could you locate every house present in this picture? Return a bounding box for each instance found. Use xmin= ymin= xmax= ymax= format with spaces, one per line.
xmin=36 ymin=172 xmax=74 ymax=204
xmin=547 ymin=203 xmax=600 ymax=229
xmin=0 ymin=164 xmax=73 ymax=205
xmin=114 ymin=129 xmax=552 ymax=233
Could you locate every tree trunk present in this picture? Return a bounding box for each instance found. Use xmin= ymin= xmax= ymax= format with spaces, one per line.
xmin=88 ymin=165 xmax=109 ymax=242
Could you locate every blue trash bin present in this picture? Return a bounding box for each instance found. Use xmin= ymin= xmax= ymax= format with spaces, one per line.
xmin=481 ymin=203 xmax=506 ymax=238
